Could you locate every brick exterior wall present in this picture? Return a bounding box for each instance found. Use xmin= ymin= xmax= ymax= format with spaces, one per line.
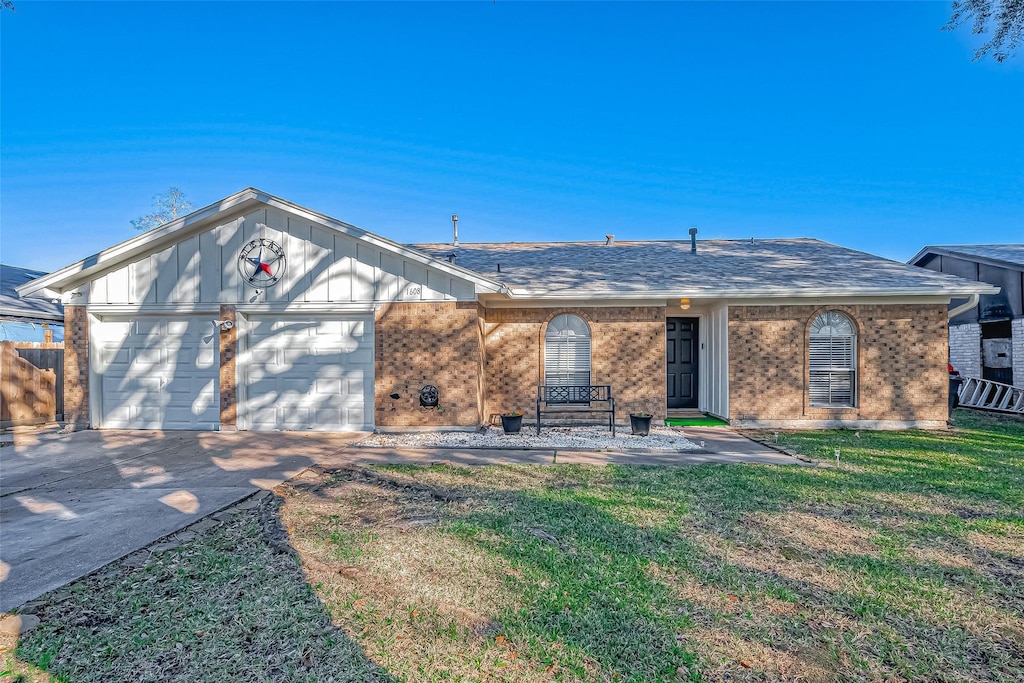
xmin=374 ymin=301 xmax=484 ymax=427
xmin=1012 ymin=318 xmax=1024 ymax=386
xmin=949 ymin=322 xmax=982 ymax=378
xmin=482 ymin=306 xmax=666 ymax=423
xmin=219 ymin=305 xmax=237 ymax=429
xmin=64 ymin=305 xmax=90 ymax=428
xmin=728 ymin=304 xmax=949 ymax=426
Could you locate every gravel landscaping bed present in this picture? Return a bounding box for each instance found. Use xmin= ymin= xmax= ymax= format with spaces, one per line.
xmin=355 ymin=425 xmax=701 ymax=451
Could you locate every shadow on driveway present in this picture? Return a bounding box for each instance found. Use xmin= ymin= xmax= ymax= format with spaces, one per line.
xmin=0 ymin=429 xmax=364 ymax=612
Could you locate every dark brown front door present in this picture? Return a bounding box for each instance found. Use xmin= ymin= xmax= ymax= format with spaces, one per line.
xmin=667 ymin=317 xmax=698 ymax=409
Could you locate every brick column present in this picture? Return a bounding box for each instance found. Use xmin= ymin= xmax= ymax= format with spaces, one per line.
xmin=219 ymin=305 xmax=237 ymax=430
xmin=949 ymin=322 xmax=982 ymax=378
xmin=63 ymin=305 xmax=90 ymax=429
xmin=1012 ymin=318 xmax=1024 ymax=386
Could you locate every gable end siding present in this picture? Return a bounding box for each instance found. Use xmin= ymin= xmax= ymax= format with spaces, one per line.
xmin=85 ymin=207 xmax=477 ymax=307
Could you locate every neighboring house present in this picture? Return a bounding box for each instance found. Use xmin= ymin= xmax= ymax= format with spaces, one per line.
xmin=909 ymin=245 xmax=1024 ymax=386
xmin=17 ymin=188 xmax=994 ymax=432
xmin=0 ymin=264 xmax=64 ymax=342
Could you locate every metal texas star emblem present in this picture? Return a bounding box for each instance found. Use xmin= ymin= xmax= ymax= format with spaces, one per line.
xmin=238 ymin=238 xmax=287 ymax=288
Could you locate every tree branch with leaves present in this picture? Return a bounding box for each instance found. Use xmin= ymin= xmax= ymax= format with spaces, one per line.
xmin=946 ymin=0 xmax=1023 ymax=61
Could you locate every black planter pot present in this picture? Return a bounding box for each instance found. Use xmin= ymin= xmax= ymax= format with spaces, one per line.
xmin=501 ymin=414 xmax=523 ymax=434
xmin=629 ymin=414 xmax=652 ymax=436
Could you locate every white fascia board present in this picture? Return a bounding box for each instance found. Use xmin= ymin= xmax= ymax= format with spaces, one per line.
xmin=482 ymin=293 xmax=961 ymax=309
xmin=19 ymin=188 xmax=506 ymax=299
xmin=88 ymin=302 xmax=378 ymax=317
xmin=500 ymin=284 xmax=999 ymax=300
xmin=17 ymin=189 xmax=266 ymax=298
xmin=238 ymin=302 xmax=377 ymax=315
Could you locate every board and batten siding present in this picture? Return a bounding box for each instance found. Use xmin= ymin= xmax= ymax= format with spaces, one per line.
xmin=87 ymin=207 xmax=476 ymax=306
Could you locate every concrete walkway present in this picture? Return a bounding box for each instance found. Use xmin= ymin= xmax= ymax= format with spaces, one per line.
xmin=0 ymin=425 xmax=795 ymax=612
xmin=329 ymin=426 xmax=799 ymax=467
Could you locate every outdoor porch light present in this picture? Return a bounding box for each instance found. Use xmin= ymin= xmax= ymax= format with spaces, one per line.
xmin=679 ymin=298 xmax=691 ymax=310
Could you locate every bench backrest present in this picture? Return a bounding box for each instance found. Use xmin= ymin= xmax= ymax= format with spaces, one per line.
xmin=538 ymin=385 xmax=612 ymax=404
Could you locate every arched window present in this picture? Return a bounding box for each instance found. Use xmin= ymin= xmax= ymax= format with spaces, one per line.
xmin=544 ymin=314 xmax=591 ymax=386
xmin=809 ymin=311 xmax=857 ymax=407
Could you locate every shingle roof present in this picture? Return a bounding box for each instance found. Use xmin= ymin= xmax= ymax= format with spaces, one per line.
xmin=412 ymin=238 xmax=995 ymax=298
xmin=0 ymin=264 xmax=63 ymax=321
xmin=910 ymin=244 xmax=1024 ymax=271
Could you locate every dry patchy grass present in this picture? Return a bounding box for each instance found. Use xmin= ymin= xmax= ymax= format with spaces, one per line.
xmin=7 ymin=410 xmax=1023 ymax=682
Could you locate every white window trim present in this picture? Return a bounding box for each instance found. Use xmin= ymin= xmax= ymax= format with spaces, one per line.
xmin=809 ymin=311 xmax=857 ymax=408
xmin=544 ymin=313 xmax=592 ymax=388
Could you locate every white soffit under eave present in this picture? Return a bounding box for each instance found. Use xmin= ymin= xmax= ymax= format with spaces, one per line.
xmin=17 ymin=188 xmax=505 ymax=298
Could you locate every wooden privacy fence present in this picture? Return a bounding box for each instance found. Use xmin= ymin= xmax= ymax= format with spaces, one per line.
xmin=1 ymin=342 xmax=64 ymax=428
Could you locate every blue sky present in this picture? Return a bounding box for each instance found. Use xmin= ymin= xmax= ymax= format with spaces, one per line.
xmin=1 ymin=1 xmax=1021 ymax=272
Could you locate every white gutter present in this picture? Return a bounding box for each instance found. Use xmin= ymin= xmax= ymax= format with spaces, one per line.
xmin=500 ymin=284 xmax=999 ymax=300
xmin=947 ymin=293 xmax=980 ymax=320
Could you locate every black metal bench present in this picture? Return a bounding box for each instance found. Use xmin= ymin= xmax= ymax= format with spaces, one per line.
xmin=536 ymin=385 xmax=616 ymax=436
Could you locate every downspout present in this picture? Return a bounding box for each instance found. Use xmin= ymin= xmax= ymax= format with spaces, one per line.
xmin=947 ymin=293 xmax=979 ymax=320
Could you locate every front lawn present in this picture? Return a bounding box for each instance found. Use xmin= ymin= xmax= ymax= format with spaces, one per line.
xmin=7 ymin=410 xmax=1023 ymax=682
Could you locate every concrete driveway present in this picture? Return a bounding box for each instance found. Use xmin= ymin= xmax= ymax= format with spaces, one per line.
xmin=0 ymin=429 xmax=364 ymax=612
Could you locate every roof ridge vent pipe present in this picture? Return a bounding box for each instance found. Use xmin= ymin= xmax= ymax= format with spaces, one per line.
xmin=451 ymin=214 xmax=459 ymax=247
xmin=605 ymin=234 xmax=614 ymax=245
xmin=689 ymin=227 xmax=698 ymax=253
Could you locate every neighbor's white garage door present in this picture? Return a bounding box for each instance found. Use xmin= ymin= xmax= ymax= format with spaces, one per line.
xmin=94 ymin=316 xmax=220 ymax=429
xmin=240 ymin=316 xmax=373 ymax=431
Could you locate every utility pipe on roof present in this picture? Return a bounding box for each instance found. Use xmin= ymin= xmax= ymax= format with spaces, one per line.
xmin=947 ymin=293 xmax=979 ymax=320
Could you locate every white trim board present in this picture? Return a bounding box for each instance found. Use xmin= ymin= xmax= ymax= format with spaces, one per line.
xmin=19 ymin=188 xmax=505 ymax=299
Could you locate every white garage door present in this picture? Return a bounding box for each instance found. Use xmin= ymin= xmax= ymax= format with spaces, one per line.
xmin=241 ymin=316 xmax=374 ymax=431
xmin=94 ymin=316 xmax=219 ymax=429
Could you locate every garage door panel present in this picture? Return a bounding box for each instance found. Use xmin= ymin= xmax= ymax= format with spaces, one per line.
xmin=315 ymin=378 xmax=343 ymax=394
xmin=165 ymin=377 xmax=215 ymax=399
xmin=196 ymin=348 xmax=217 ymax=368
xmin=279 ymin=377 xmax=314 ymax=394
xmin=95 ymin=316 xmax=219 ymax=430
xmin=103 ymin=347 xmax=132 ymax=366
xmin=135 ymin=347 xmax=163 ymax=367
xmin=165 ymin=320 xmax=191 ymax=335
xmin=280 ymin=409 xmax=312 ymax=430
xmin=137 ymin=406 xmax=163 ymax=426
xmin=313 ymin=407 xmax=343 ymax=425
xmin=242 ymin=316 xmax=373 ymax=431
xmin=281 ymin=348 xmax=310 ymax=365
xmin=341 ymin=347 xmax=373 ymax=363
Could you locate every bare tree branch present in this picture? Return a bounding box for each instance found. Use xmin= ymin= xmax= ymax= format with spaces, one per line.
xmin=131 ymin=187 xmax=194 ymax=232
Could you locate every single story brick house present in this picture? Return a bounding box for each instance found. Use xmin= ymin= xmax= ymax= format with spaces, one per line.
xmin=18 ymin=188 xmax=995 ymax=432
xmin=909 ymin=244 xmax=1023 ymax=387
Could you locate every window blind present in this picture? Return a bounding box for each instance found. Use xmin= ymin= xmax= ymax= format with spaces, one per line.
xmin=544 ymin=314 xmax=591 ymax=387
xmin=809 ymin=312 xmax=856 ymax=407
